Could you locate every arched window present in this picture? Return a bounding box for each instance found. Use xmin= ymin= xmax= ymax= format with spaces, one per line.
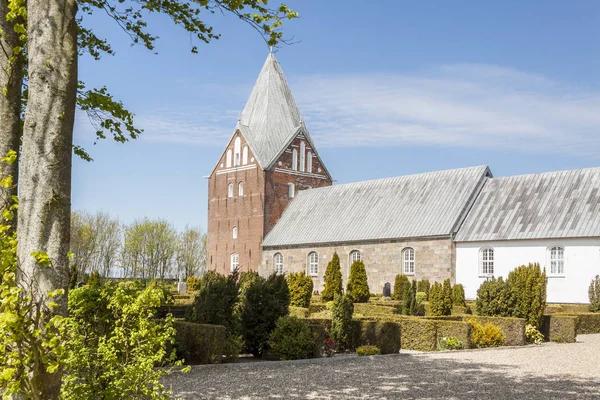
xmin=288 ymin=183 xmax=295 ymax=198
xmin=308 ymin=252 xmax=319 ymax=276
xmin=226 ymin=149 xmax=232 ymax=168
xmin=300 ymin=141 xmax=306 ymax=171
xmin=402 ymin=248 xmax=415 ymax=275
xmin=228 ymin=183 xmax=234 ymax=198
xmin=238 ymin=182 xmax=244 ymax=196
xmin=549 ymin=245 xmax=565 ymax=275
xmin=307 ymin=151 xmax=313 ymax=173
xmin=232 ymin=227 xmax=238 ymax=239
xmin=234 ymin=137 xmax=241 ymax=167
xmin=242 ymin=145 xmax=248 ymax=165
xmin=350 ymin=250 xmax=361 ymax=264
xmin=230 ymin=253 xmax=239 ymax=272
xmin=292 ymin=149 xmax=298 ymax=171
xmin=480 ymin=247 xmax=494 ymax=276
xmin=274 ymin=253 xmax=284 ymax=275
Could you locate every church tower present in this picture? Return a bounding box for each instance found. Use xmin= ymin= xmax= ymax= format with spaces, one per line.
xmin=206 ymin=53 xmax=333 ymax=275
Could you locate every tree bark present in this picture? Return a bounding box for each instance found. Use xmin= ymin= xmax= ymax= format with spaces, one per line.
xmin=18 ymin=0 xmax=78 ymax=398
xmin=0 ymin=0 xmax=23 ymax=201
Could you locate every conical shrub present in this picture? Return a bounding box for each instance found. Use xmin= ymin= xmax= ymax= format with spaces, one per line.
xmin=322 ymin=252 xmax=343 ymax=302
xmin=346 ymin=260 xmax=370 ymax=303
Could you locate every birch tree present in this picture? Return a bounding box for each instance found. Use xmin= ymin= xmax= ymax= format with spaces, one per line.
xmin=175 ymin=226 xmax=206 ymax=279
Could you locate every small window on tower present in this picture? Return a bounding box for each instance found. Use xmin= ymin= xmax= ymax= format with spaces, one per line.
xmin=307 ymin=151 xmax=313 ymax=173
xmin=238 ymin=182 xmax=244 ymax=196
xmin=288 ymin=183 xmax=295 ymax=198
xmin=292 ymin=149 xmax=298 ymax=171
xmin=228 ymin=184 xmax=233 ymax=198
xmin=234 ymin=137 xmax=241 ymax=167
xmin=232 ymin=227 xmax=238 ymax=239
xmin=242 ymin=146 xmax=248 ymax=165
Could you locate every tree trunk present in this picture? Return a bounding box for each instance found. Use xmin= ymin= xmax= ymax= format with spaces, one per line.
xmin=17 ymin=0 xmax=78 ymax=398
xmin=0 ymin=0 xmax=23 ymax=201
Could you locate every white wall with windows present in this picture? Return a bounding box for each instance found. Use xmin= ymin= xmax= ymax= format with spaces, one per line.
xmin=456 ymin=238 xmax=600 ymax=303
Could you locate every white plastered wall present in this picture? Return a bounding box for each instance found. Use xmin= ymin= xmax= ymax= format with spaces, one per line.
xmin=456 ymin=238 xmax=600 ymax=304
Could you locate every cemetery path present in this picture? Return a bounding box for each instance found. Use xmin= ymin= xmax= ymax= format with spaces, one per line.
xmin=165 ymin=334 xmax=600 ymax=399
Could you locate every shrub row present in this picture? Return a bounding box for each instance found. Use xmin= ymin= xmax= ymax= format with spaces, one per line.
xmin=540 ymin=315 xmax=577 ymax=343
xmin=172 ymin=321 xmax=227 ymax=364
xmin=554 ymin=312 xmax=600 ymax=335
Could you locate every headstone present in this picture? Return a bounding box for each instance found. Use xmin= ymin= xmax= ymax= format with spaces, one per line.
xmin=382 ymin=282 xmax=391 ymax=297
xmin=177 ymin=281 xmax=187 ymax=295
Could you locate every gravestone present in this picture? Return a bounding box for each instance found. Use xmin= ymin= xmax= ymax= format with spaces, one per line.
xmin=382 ymin=282 xmax=391 ymax=297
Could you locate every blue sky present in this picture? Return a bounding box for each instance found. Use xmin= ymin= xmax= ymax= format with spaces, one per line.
xmin=72 ymin=1 xmax=600 ymax=231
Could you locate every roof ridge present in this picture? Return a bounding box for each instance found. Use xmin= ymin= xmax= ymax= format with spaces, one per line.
xmin=491 ymin=166 xmax=600 ymax=180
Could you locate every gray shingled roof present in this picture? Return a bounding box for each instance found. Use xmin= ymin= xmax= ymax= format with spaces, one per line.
xmin=262 ymin=166 xmax=491 ymax=247
xmin=236 ymin=52 xmax=310 ymax=169
xmin=455 ymin=167 xmax=600 ymax=242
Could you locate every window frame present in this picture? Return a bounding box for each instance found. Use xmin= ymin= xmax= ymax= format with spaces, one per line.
xmin=402 ymin=247 xmax=415 ymax=275
xmin=292 ymin=149 xmax=298 ymax=171
xmin=307 ymin=151 xmax=313 ymax=173
xmin=227 ymin=183 xmax=234 ymax=198
xmin=308 ymin=252 xmax=319 ymax=276
xmin=300 ymin=141 xmax=306 ymax=171
xmin=238 ymin=182 xmax=244 ymax=196
xmin=232 ymin=226 xmax=238 ymax=239
xmin=350 ymin=250 xmax=362 ymax=264
xmin=288 ymin=183 xmax=295 ymax=198
xmin=274 ymin=253 xmax=284 ymax=275
xmin=230 ymin=253 xmax=239 ymax=272
xmin=242 ymin=145 xmax=248 ymax=165
xmin=548 ymin=245 xmax=565 ymax=277
xmin=479 ymin=247 xmax=494 ymax=277
xmin=226 ymin=149 xmax=232 ymax=168
xmin=233 ymin=137 xmax=241 ymax=167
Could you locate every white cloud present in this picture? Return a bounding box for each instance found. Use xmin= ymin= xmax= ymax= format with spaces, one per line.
xmin=94 ymin=64 xmax=600 ymax=158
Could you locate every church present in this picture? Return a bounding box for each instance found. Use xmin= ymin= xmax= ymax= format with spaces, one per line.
xmin=206 ymin=52 xmax=600 ymax=304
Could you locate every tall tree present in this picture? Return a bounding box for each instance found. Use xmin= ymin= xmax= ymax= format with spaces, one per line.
xmin=175 ymin=226 xmax=206 ymax=279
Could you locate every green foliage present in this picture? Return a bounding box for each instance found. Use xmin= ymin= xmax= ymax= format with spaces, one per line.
xmin=416 ymin=291 xmax=427 ymax=305
xmin=417 ymin=279 xmax=430 ymax=300
xmin=475 ymin=277 xmax=513 ymax=317
xmin=62 ymin=281 xmax=185 ymax=399
xmin=69 ymin=263 xmax=79 ymax=290
xmin=186 ymin=276 xmax=202 ymax=291
xmin=415 ymin=291 xmax=426 ymax=316
xmin=287 ymin=271 xmax=313 ymax=308
xmin=356 ymin=345 xmax=381 ymax=356
xmin=331 ymin=294 xmax=354 ymax=351
xmin=442 ymin=279 xmax=453 ymax=314
xmin=357 ymin=321 xmax=401 ymax=354
xmin=452 ymin=284 xmax=466 ymax=306
xmin=87 ymin=270 xmax=101 ymax=287
xmin=187 ymin=270 xmax=239 ymax=330
xmin=393 ymin=274 xmax=408 ymax=300
xmin=429 ymin=282 xmax=451 ymax=316
xmin=506 ymin=263 xmax=547 ymax=327
xmin=240 ymin=273 xmax=290 ymax=357
xmin=589 ymin=275 xmax=600 ymax=312
xmin=321 ymin=252 xmax=343 ymax=302
xmin=437 ymin=336 xmax=465 ymax=351
xmin=525 ymin=324 xmax=544 ymax=345
xmin=268 ymin=316 xmax=317 ymax=360
xmin=399 ymin=318 xmax=438 ymax=351
xmin=172 ymin=321 xmax=227 ymax=364
xmin=402 ymin=280 xmax=417 ymax=315
xmin=346 ymin=260 xmax=370 ymax=303
xmin=467 ymin=319 xmax=505 ymax=348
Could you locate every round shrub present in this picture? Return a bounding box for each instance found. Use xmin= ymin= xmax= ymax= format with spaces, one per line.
xmin=393 ymin=274 xmax=409 ymax=301
xmin=467 ymin=319 xmax=505 ymax=348
xmin=437 ymin=336 xmax=465 ymax=351
xmin=346 ymin=260 xmax=370 ymax=303
xmin=287 ymin=271 xmax=314 ymax=308
xmin=322 ymin=252 xmax=343 ymax=302
xmin=268 ymin=316 xmax=317 ymax=360
xmin=331 ymin=294 xmax=354 ymax=351
xmin=356 ymin=345 xmax=381 ymax=356
xmin=475 ymin=277 xmax=513 ymax=317
xmin=452 ymin=284 xmax=466 ymax=306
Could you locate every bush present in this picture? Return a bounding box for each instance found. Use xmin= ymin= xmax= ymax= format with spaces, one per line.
xmin=289 ymin=306 xmax=310 ymax=318
xmin=437 ymin=320 xmax=472 ymax=349
xmin=393 ymin=274 xmax=409 ymax=301
xmin=346 ymin=260 xmax=370 ymax=303
xmin=437 ymin=336 xmax=465 ymax=351
xmin=571 ymin=313 xmax=600 ymax=334
xmin=429 ymin=282 xmax=450 ymax=316
xmin=417 ymin=280 xmax=431 ymax=300
xmin=172 ymin=321 xmax=226 ymax=364
xmin=415 ymin=291 xmax=426 ymax=316
xmin=356 ymin=345 xmax=381 ymax=356
xmin=358 ymin=321 xmax=401 ymax=354
xmin=331 ymin=294 xmax=354 ymax=351
xmin=475 ymin=277 xmax=513 ymax=317
xmin=268 ymin=316 xmax=317 ymax=360
xmin=525 ymin=324 xmax=544 ymax=345
xmin=467 ymin=319 xmax=505 ymax=348
xmin=443 ymin=279 xmax=453 ymax=314
xmin=187 ymin=270 xmax=239 ymax=330
xmin=400 ymin=318 xmax=438 ymax=351
xmin=402 ymin=280 xmax=417 ymax=315
xmin=540 ymin=315 xmax=577 ymax=343
xmin=589 ymin=275 xmax=600 ymax=312
xmin=452 ymin=284 xmax=466 ymax=306
xmin=322 ymin=252 xmax=343 ymax=302
xmin=240 ymin=273 xmax=290 ymax=357
xmin=507 ymin=263 xmax=547 ymax=327
xmin=287 ymin=271 xmax=314 ymax=308
xmin=466 ymin=316 xmax=525 ymax=346
xmin=186 ymin=276 xmax=202 ymax=292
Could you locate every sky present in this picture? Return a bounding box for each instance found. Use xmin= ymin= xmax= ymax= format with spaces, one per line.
xmin=72 ymin=0 xmax=600 ymax=232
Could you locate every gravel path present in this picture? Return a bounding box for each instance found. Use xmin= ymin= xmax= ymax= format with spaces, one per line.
xmin=165 ymin=334 xmax=600 ymax=399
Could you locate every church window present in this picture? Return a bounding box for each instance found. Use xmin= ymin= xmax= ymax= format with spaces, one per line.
xmin=274 ymin=253 xmax=284 ymax=275
xmin=226 ymin=149 xmax=232 ymax=168
xmin=549 ymin=245 xmax=565 ymax=275
xmin=402 ymin=248 xmax=415 ymax=275
xmin=238 ymin=182 xmax=244 ymax=196
xmin=232 ymin=227 xmax=238 ymax=239
xmin=308 ymin=252 xmax=319 ymax=276
xmin=288 ymin=183 xmax=295 ymax=198
xmin=234 ymin=137 xmax=241 ymax=166
xmin=307 ymin=151 xmax=313 ymax=173
xmin=242 ymin=145 xmax=248 ymax=165
xmin=350 ymin=250 xmax=361 ymax=264
xmin=300 ymin=141 xmax=306 ymax=171
xmin=230 ymin=253 xmax=239 ymax=272
xmin=228 ymin=183 xmax=233 ymax=198
xmin=292 ymin=149 xmax=298 ymax=171
xmin=480 ymin=247 xmax=494 ymax=276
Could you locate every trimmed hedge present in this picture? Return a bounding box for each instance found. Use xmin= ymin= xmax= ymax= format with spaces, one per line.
xmin=437 ymin=320 xmax=472 ymax=349
xmin=358 ymin=321 xmax=401 ymax=354
xmin=308 ymin=303 xmax=327 ymax=314
xmin=556 ymin=313 xmax=600 ymax=335
xmin=289 ymin=306 xmax=310 ymax=318
xmin=173 ymin=321 xmax=226 ymax=364
xmin=464 ymin=316 xmax=526 ymax=346
xmin=353 ymin=303 xmax=396 ymax=318
xmin=400 ymin=318 xmax=438 ymax=351
xmin=540 ymin=315 xmax=577 ymax=343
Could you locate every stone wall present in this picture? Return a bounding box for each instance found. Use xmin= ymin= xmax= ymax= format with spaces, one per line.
xmin=260 ymin=238 xmax=456 ymax=294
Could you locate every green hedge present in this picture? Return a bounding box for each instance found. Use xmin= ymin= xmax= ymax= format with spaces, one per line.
xmin=540 ymin=315 xmax=577 ymax=343
xmin=554 ymin=313 xmax=600 ymax=335
xmin=289 ymin=306 xmax=310 ymax=318
xmin=399 ymin=318 xmax=438 ymax=351
xmin=353 ymin=303 xmax=397 ymax=318
xmin=437 ymin=320 xmax=472 ymax=349
xmin=308 ymin=303 xmax=327 ymax=314
xmin=173 ymin=321 xmax=226 ymax=364
xmin=464 ymin=316 xmax=526 ymax=346
xmin=358 ymin=321 xmax=401 ymax=354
